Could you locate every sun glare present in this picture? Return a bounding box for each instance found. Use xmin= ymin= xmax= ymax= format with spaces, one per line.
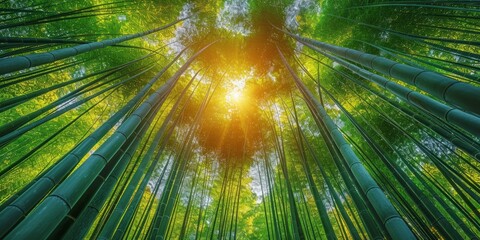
xmin=224 ymin=78 xmax=248 ymax=105
xmin=226 ymin=89 xmax=243 ymax=104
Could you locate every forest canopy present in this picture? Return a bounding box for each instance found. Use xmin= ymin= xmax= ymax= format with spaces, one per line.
xmin=0 ymin=0 xmax=479 ymax=239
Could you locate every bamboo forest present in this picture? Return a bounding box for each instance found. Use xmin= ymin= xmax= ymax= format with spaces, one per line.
xmin=1 ymin=0 xmax=480 ymax=239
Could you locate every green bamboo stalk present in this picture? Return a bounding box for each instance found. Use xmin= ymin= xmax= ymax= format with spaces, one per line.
xmin=358 ymin=41 xmax=480 ymax=83
xmin=0 ymin=36 xmax=87 ymax=44
xmin=305 ymin=43 xmax=480 ymax=137
xmin=3 ymin=43 xmax=212 ymax=240
xmin=178 ymin=163 xmax=201 ymax=239
xmin=193 ymin=166 xmax=211 ymax=240
xmin=352 ymin=89 xmax=480 ymax=237
xmin=131 ymin=153 xmax=174 ymax=239
xmin=278 ymin=48 xmax=416 ymax=240
xmin=148 ymin=84 xmax=215 ymax=239
xmin=0 ymin=100 xmax=108 ymax=212
xmin=323 ymin=85 xmax=465 ymax=239
xmin=226 ymin=166 xmax=239 ymax=239
xmin=289 ymin=111 xmax=362 ymax=240
xmin=111 ymin=120 xmax=173 ymax=239
xmin=50 ymin=97 xmax=158 ymax=239
xmin=0 ymin=92 xmax=107 ymax=179
xmin=284 ymin=102 xmax=337 ymax=239
xmin=263 ymin=107 xmax=294 ymax=239
xmin=359 ymin=90 xmax=480 ymax=211
xmin=4 ymin=83 xmax=156 ymax=239
xmin=0 ymin=2 xmax=131 ymax=30
xmin=97 ymin=71 xmax=198 ymax=240
xmin=370 ymin=103 xmax=480 ymax=205
xmin=345 ymin=134 xmax=435 ymax=239
xmin=352 ymin=104 xmax=478 ymax=236
xmin=0 ymin=47 xmax=164 ymax=112
xmin=262 ymin=149 xmax=282 ymax=239
xmin=59 ymin=112 xmax=154 ymax=240
xmin=0 ymin=66 xmax=127 ymax=137
xmin=301 ymin=53 xmax=480 ymax=160
xmin=326 ymin=13 xmax=480 ymax=48
xmin=348 ymin=3 xmax=480 ymax=12
xmin=279 ymin=29 xmax=480 ymax=115
xmin=0 ymin=60 xmax=81 ymax=89
xmin=0 ymin=48 xmax=185 ymax=237
xmin=128 ymin=92 xmax=191 ymax=239
xmin=328 ymin=137 xmax=385 ymax=240
xmin=206 ymin=169 xmax=229 ymax=239
xmin=269 ymin=111 xmax=305 ymax=240
xmin=154 ymin=84 xmax=213 ymax=240
xmin=0 ymin=66 xmax=152 ymax=147
xmin=232 ymin=166 xmax=243 ymax=239
xmin=0 ymin=16 xmax=186 ymax=75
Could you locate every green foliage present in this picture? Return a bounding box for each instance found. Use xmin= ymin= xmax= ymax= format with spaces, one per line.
xmin=0 ymin=0 xmax=479 ymax=239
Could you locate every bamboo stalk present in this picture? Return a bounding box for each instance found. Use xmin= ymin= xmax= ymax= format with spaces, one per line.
xmin=278 ymin=47 xmax=416 ymax=240
xmin=0 ymin=17 xmax=186 ymax=75
xmin=278 ymin=28 xmax=480 ymax=116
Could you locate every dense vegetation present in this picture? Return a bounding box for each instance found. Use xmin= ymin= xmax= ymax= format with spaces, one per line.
xmin=0 ymin=0 xmax=479 ymax=239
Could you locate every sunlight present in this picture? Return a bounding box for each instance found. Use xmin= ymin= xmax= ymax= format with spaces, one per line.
xmin=225 ymin=88 xmax=243 ymax=104
xmin=224 ymin=77 xmax=248 ymax=106
xmin=3 ymin=1 xmax=478 ymax=238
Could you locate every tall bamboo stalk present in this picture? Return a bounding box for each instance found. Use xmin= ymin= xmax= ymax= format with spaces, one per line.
xmin=276 ymin=27 xmax=480 ymax=116
xmin=278 ymin=47 xmax=416 ymax=240
xmin=4 ymin=43 xmax=213 ymax=240
xmin=0 ymin=17 xmax=186 ymax=75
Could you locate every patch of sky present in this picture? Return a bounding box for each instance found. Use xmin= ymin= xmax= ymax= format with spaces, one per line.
xmin=167 ymin=3 xmax=199 ymax=57
xmin=285 ymin=0 xmax=321 ymax=31
xmin=216 ymin=0 xmax=251 ymax=36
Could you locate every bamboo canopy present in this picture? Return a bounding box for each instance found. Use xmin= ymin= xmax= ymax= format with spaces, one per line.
xmin=0 ymin=1 xmax=479 ymax=239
